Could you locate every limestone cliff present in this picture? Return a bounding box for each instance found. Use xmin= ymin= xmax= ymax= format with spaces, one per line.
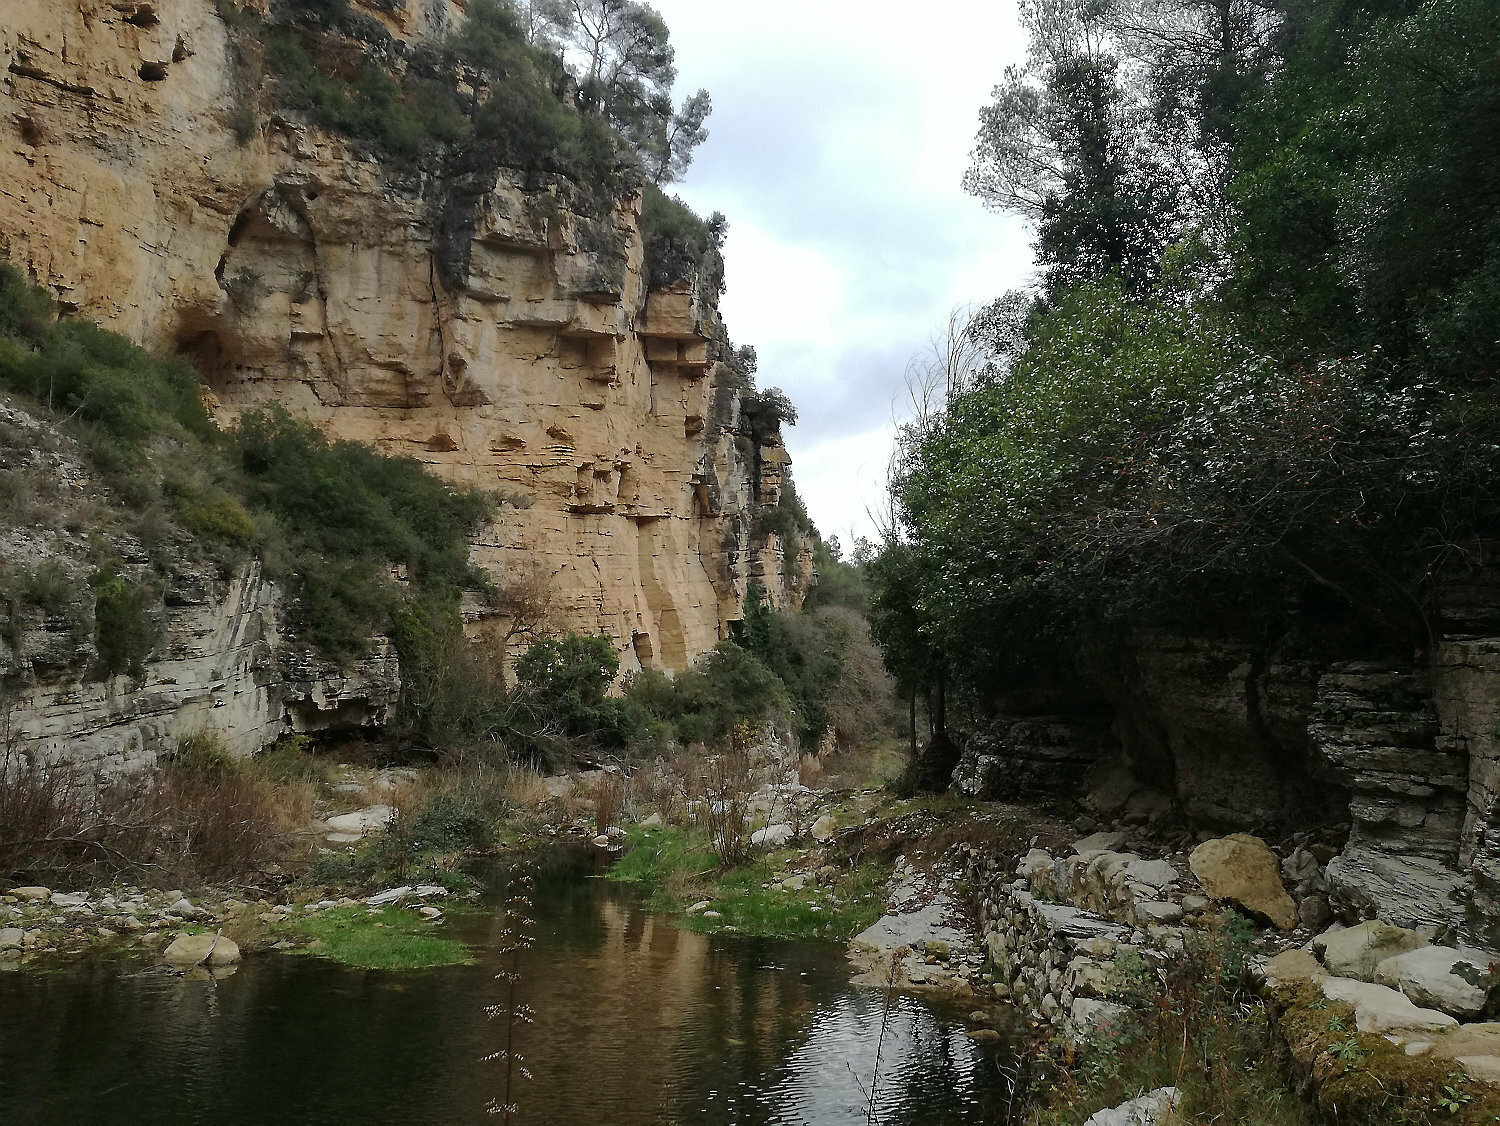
xmin=0 ymin=0 xmax=810 ymax=690
xmin=953 ymin=591 xmax=1500 ymax=949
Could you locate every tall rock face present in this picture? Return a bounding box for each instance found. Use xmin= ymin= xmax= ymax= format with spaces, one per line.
xmin=0 ymin=0 xmax=809 ymax=689
xmin=952 ymin=598 xmax=1500 ymax=948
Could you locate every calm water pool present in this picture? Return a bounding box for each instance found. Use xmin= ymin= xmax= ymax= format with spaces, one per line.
xmin=0 ymin=849 xmax=1016 ymax=1124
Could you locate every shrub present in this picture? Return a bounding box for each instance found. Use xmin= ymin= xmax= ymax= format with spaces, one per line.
xmin=90 ymin=569 xmax=156 ymax=680
xmin=641 ymin=185 xmax=711 ymax=288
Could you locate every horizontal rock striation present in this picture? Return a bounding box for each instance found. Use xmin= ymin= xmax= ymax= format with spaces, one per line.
xmin=0 ymin=0 xmax=807 ymax=699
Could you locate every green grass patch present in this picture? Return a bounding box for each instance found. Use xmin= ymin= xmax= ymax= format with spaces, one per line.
xmin=681 ymin=857 xmax=887 ymax=943
xmin=607 ymin=825 xmax=888 ymax=943
xmin=271 ymin=905 xmax=473 ymax=970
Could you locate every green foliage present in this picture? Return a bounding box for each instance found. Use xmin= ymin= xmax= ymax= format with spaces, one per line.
xmin=89 ymin=570 xmax=156 ymax=680
xmin=0 ymin=267 xmax=211 ymax=449
xmin=512 ymin=632 xmax=640 ymax=752
xmin=641 ymin=185 xmax=713 ymax=288
xmin=885 ymin=0 xmax=1500 ymax=721
xmin=0 ymin=266 xmax=492 ymax=671
xmin=166 ymin=731 xmax=241 ymax=785
xmin=608 ymin=825 xmax=887 ymax=942
xmin=232 ymin=406 xmax=492 ymax=660
xmin=624 ymin=640 xmax=790 ymax=747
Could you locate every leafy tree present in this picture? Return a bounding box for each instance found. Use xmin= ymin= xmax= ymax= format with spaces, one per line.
xmin=965 ymin=0 xmax=1181 ymax=293
xmin=651 ymin=87 xmax=712 ymax=184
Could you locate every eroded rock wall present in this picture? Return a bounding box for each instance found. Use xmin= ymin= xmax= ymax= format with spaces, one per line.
xmin=0 ymin=0 xmax=807 ymax=690
xmin=953 ymin=616 xmax=1500 ymax=947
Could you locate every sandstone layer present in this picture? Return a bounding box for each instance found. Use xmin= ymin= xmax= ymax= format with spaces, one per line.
xmin=0 ymin=0 xmax=808 ymax=696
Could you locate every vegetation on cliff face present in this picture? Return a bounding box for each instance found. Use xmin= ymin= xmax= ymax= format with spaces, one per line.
xmin=0 ymin=264 xmax=492 ymax=669
xmin=873 ymin=0 xmax=1500 ymax=755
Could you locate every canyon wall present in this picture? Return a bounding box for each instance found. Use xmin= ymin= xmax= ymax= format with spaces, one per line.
xmin=0 ymin=0 xmax=809 ymax=695
xmin=954 ymin=588 xmax=1500 ymax=948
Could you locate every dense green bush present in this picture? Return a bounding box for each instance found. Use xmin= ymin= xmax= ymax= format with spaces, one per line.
xmin=89 ymin=570 xmax=156 ymax=680
xmin=875 ymin=0 xmax=1500 ymax=742
xmin=625 ymin=640 xmax=790 ymax=747
xmin=232 ymin=406 xmax=492 ymax=659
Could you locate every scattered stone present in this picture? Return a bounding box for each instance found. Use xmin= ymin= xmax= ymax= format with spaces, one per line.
xmin=1189 ymin=834 xmax=1298 ymax=930
xmin=1299 ymin=895 xmax=1333 ymax=931
xmin=592 ymin=835 xmax=611 ymax=848
xmin=365 ymin=886 xmax=415 ymax=907
xmin=639 ymin=813 xmax=663 ymax=827
xmin=1181 ymin=895 xmax=1210 ymax=914
xmin=1374 ymin=946 xmax=1489 ymax=1019
xmin=811 ymin=814 xmax=838 ymax=841
xmin=1073 ymin=832 xmax=1125 ymax=855
xmin=968 ymin=1028 xmax=1002 ymax=1043
xmin=687 ymin=901 xmax=712 ymax=914
xmin=417 ymin=906 xmax=442 ymax=920
xmin=10 ymin=887 xmax=50 ymax=903
xmin=702 ymin=910 xmax=722 ymax=919
xmin=781 ymin=874 xmax=807 ymax=892
xmin=1320 ymin=921 xmax=1427 ymax=981
xmin=750 ymin=824 xmax=794 ymax=847
xmin=1322 ymin=977 xmax=1458 ymax=1034
xmin=1070 ymin=997 xmax=1130 ymax=1037
xmin=1122 ymin=859 xmax=1177 ymax=890
xmin=0 ymin=928 xmax=21 ymax=951
xmin=50 ymin=892 xmax=87 ymax=909
xmin=325 ymin=805 xmax=393 ymax=837
xmin=162 ymin=933 xmax=241 ymax=967
xmin=1134 ymin=901 xmax=1183 ymax=925
xmin=1259 ymin=949 xmax=1327 ymax=988
xmin=1083 ymin=1086 xmax=1178 ymax=1126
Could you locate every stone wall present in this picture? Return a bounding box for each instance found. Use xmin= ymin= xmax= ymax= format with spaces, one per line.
xmin=0 ymin=0 xmax=808 ymax=687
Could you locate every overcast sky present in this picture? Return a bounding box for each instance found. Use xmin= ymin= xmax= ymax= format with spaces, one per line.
xmin=650 ymin=0 xmax=1035 ymax=548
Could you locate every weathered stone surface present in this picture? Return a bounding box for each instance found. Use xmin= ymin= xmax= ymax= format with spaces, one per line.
xmin=1083 ymin=1087 xmax=1178 ymax=1126
xmin=0 ymin=0 xmax=809 ymax=737
xmin=10 ymin=888 xmax=51 ymax=903
xmin=1374 ymin=946 xmax=1490 ymax=1019
xmin=1260 ymin=949 xmax=1327 ymax=988
xmin=1322 ymin=977 xmax=1458 ymax=1034
xmin=810 ymin=814 xmax=838 ymax=841
xmin=162 ymin=933 xmax=240 ymax=967
xmin=1189 ymin=834 xmax=1299 ymax=930
xmin=325 ymin=806 xmax=394 ymax=837
xmin=0 ymin=928 xmax=22 ymax=951
xmin=1320 ymin=921 xmax=1428 ymax=981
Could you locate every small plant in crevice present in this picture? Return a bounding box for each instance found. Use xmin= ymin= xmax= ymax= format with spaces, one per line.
xmin=484 ymin=869 xmax=536 ymax=1122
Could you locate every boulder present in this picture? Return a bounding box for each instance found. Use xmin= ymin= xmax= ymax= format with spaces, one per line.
xmin=1123 ymin=858 xmax=1178 ymax=890
xmin=162 ymin=933 xmax=241 ymax=967
xmin=1260 ymin=949 xmax=1327 ymax=988
xmin=1074 ymin=832 xmax=1126 ymax=855
xmin=1083 ymin=1087 xmax=1178 ymax=1126
xmin=750 ymin=824 xmax=794 ymax=847
xmin=1299 ymin=895 xmax=1333 ymax=932
xmin=1069 ymin=996 xmax=1131 ymax=1038
xmin=1322 ymin=978 xmax=1458 ymax=1034
xmin=0 ymin=927 xmax=22 ymax=950
xmin=1189 ymin=834 xmax=1298 ymax=930
xmin=1321 ymin=921 xmax=1428 ymax=981
xmin=50 ymin=892 xmax=87 ymax=908
xmin=325 ymin=805 xmax=393 ymax=836
xmin=810 ymin=814 xmax=838 ymax=841
xmin=9 ymin=887 xmax=50 ymax=903
xmin=1374 ymin=946 xmax=1490 ymax=1019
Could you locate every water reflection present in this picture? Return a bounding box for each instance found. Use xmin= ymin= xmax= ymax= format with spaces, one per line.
xmin=0 ymin=850 xmax=1011 ymax=1124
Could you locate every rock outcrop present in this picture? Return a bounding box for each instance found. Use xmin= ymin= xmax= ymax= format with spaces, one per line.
xmin=0 ymin=0 xmax=808 ymax=698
